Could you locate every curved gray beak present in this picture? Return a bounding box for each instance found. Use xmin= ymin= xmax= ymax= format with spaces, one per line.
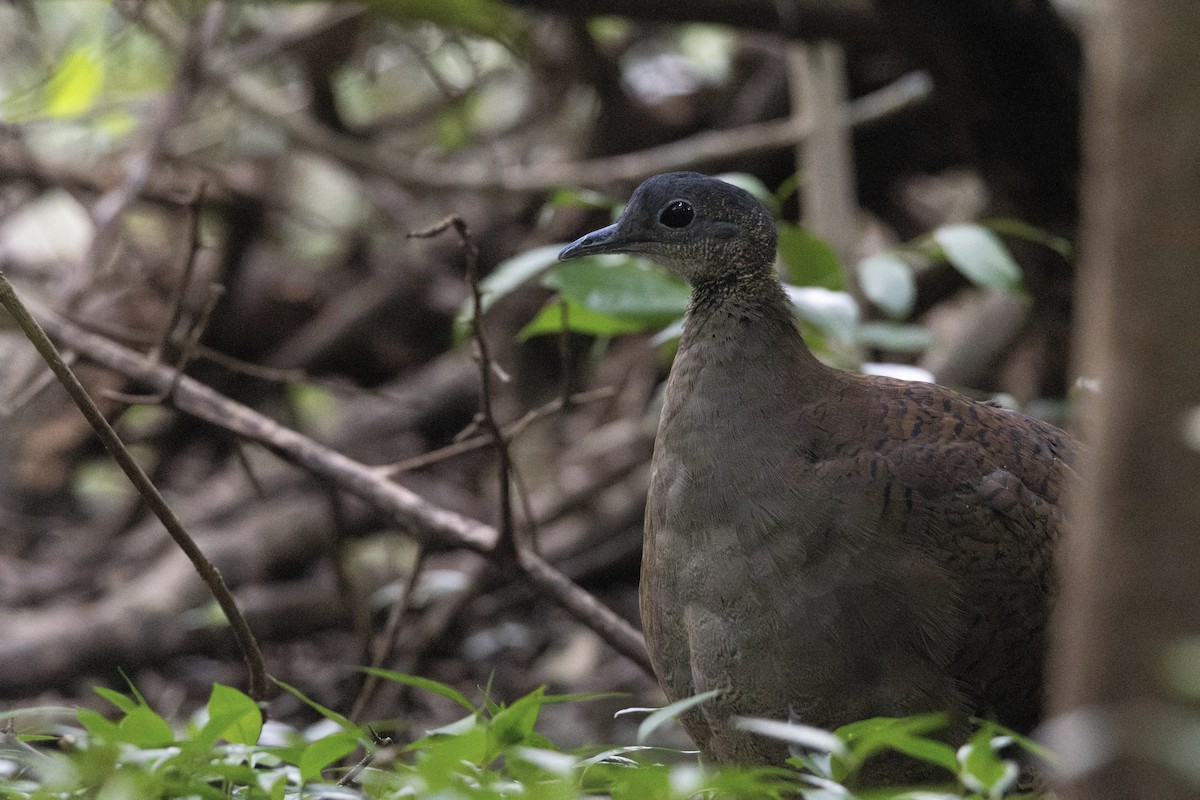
xmin=558 ymin=223 xmax=621 ymax=261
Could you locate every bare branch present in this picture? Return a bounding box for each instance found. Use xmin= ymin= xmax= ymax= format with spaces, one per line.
xmin=117 ymin=1 xmax=923 ymax=194
xmin=0 ymin=270 xmax=269 ymax=701
xmin=20 ymin=292 xmax=499 ymax=554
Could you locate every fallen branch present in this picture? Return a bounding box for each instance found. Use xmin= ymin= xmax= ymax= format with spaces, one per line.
xmin=21 ymin=293 xmax=498 ymax=554
xmin=17 ymin=290 xmax=653 ymax=674
xmin=0 ymin=271 xmax=268 ymax=701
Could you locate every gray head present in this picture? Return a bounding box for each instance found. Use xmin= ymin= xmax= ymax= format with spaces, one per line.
xmin=558 ymin=172 xmax=778 ymax=287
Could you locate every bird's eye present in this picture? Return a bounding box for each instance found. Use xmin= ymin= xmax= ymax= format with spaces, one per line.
xmin=659 ymin=200 xmax=694 ymax=229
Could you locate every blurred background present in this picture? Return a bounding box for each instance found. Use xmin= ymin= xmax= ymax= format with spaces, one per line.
xmin=0 ymin=0 xmax=1085 ymax=750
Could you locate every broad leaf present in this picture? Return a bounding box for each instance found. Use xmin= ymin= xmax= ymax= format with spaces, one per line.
xmin=857 ymin=252 xmax=915 ymax=318
xmin=932 ymin=224 xmax=1023 ymax=292
xmin=778 ymin=224 xmax=844 ymax=290
xmin=855 ymin=321 xmax=934 ymax=353
xmin=298 ymin=731 xmax=359 ymax=784
xmin=359 ymin=667 xmax=476 ymax=712
xmin=785 ymin=286 xmax=859 ymax=344
xmin=116 ymin=705 xmax=174 ymax=748
xmin=636 ymin=688 xmax=721 ymax=744
xmin=544 ymin=257 xmax=690 ymax=322
xmin=519 ymin=298 xmax=652 ymax=340
xmin=202 ymin=684 xmax=262 ymax=746
xmin=45 ymin=46 xmax=103 ymax=119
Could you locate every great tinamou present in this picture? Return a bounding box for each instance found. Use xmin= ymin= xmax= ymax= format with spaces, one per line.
xmin=558 ymin=172 xmax=1075 ymax=767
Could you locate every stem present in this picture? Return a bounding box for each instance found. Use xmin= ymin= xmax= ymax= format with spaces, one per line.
xmin=0 ymin=272 xmax=269 ymax=701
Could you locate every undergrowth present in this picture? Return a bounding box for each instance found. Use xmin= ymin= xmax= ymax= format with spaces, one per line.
xmin=0 ymin=670 xmax=1051 ymax=799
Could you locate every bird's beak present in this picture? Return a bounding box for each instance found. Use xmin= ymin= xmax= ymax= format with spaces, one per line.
xmin=558 ymin=223 xmax=621 ymax=261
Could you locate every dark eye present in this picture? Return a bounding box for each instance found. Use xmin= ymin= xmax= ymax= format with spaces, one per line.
xmin=659 ymin=200 xmax=694 ymax=229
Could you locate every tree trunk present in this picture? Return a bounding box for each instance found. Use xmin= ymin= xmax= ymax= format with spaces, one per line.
xmin=1049 ymin=1 xmax=1200 ymax=798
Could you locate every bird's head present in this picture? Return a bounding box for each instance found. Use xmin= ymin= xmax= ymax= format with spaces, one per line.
xmin=557 ymin=172 xmax=778 ymax=287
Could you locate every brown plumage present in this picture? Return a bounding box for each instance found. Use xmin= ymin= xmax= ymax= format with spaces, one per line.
xmin=559 ymin=172 xmax=1074 ymax=767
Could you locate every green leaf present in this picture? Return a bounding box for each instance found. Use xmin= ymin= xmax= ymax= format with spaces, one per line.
xmin=0 ymin=705 xmax=76 ymax=724
xmin=636 ymin=688 xmax=721 ymax=744
xmin=784 ymin=286 xmax=859 ymax=344
xmin=271 ymin=678 xmax=357 ymax=731
xmin=519 ymin=298 xmax=651 ymax=340
xmin=958 ymin=727 xmax=1019 ymax=798
xmin=116 ymin=705 xmax=174 ymax=748
xmin=298 ymin=731 xmax=359 ymax=784
xmin=93 ymin=687 xmax=138 ymax=714
xmin=415 ymin=722 xmax=490 ymax=786
xmin=77 ymin=708 xmax=121 ymax=742
xmin=203 ymin=684 xmax=262 ymax=746
xmin=857 ymin=252 xmax=915 ymax=318
xmin=732 ymin=716 xmax=847 ymax=758
xmin=287 ymin=383 xmax=338 ymax=433
xmin=546 ymin=187 xmax=614 ymax=210
xmin=983 ymin=217 xmax=1074 ymax=260
xmin=478 ymin=243 xmax=564 ymax=314
xmin=777 ymin=224 xmax=844 ymax=290
xmin=834 ymin=714 xmax=957 ymax=780
xmin=45 ymin=46 xmax=103 ymax=118
xmin=774 ymin=172 xmax=802 ymax=206
xmin=545 ymin=257 xmax=691 ymax=322
xmin=932 ymin=224 xmax=1023 ymax=292
xmin=358 ymin=667 xmax=476 ymax=712
xmin=540 ymin=691 xmax=628 ymax=705
xmin=491 ymin=687 xmax=544 ymax=747
xmin=855 ymin=322 xmax=934 ymax=353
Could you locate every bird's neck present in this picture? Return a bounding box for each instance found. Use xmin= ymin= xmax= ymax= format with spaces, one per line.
xmin=680 ymin=270 xmax=830 ymax=396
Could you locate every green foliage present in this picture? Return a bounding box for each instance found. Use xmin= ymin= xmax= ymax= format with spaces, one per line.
xmin=930 ymin=224 xmax=1024 ymax=294
xmin=857 ymin=252 xmax=916 ymax=319
xmin=2 ymin=2 xmax=168 ymax=128
xmin=778 ymin=223 xmax=845 ymax=291
xmin=0 ymin=677 xmax=1053 ymax=799
xmin=490 ymin=183 xmax=1064 ymax=374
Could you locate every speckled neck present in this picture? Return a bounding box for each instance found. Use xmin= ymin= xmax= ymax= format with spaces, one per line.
xmin=687 ymin=264 xmax=789 ymax=318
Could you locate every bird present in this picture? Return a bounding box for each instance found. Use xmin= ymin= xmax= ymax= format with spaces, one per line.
xmin=558 ymin=172 xmax=1075 ymax=770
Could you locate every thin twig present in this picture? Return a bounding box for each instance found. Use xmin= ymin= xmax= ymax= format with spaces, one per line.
xmin=23 ymin=291 xmax=498 ymax=553
xmin=517 ymin=547 xmax=653 ymax=673
xmin=407 ymin=217 xmax=517 ymax=556
xmin=18 ymin=288 xmax=652 ymax=674
xmin=375 ymin=387 xmax=615 ymax=475
xmin=0 ymin=271 xmax=269 ymax=700
xmin=79 ymin=4 xmax=225 ymax=289
xmin=337 ymin=727 xmax=392 ymax=787
xmin=112 ymin=1 xmax=927 ymax=194
xmin=404 ymin=217 xmax=651 ymax=672
xmin=105 ymin=283 xmax=225 ymax=405
xmin=154 ymin=186 xmax=208 ymax=361
xmin=347 ymin=546 xmax=428 ymax=724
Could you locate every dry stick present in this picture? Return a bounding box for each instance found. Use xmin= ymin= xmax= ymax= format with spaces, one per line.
xmin=20 ymin=290 xmax=652 ymax=673
xmin=338 ymin=728 xmax=392 ymax=788
xmin=78 ymin=4 xmax=224 ymax=293
xmin=376 ymin=387 xmax=615 ymax=475
xmin=117 ymin=0 xmax=928 ymax=194
xmin=153 ymin=185 xmax=209 ymax=359
xmin=0 ymin=272 xmax=269 ymax=700
xmin=347 ymin=546 xmax=428 ymax=725
xmin=106 ymin=283 xmax=225 ymax=405
xmin=407 ymin=218 xmax=653 ymax=674
xmin=407 ymin=217 xmax=517 ymax=556
xmin=24 ymin=295 xmax=497 ymax=554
